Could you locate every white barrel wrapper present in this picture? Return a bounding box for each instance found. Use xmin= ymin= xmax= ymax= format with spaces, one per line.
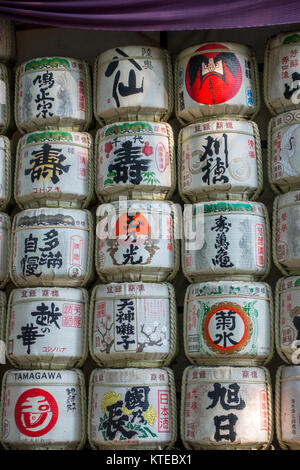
xmin=181 ymin=365 xmax=272 ymax=450
xmin=0 ymin=63 xmax=12 ymax=135
xmin=184 ymin=281 xmax=273 ymax=366
xmin=179 ymin=118 xmax=261 ymax=202
xmin=274 ymin=190 xmax=300 ymax=274
xmin=0 ymin=135 xmax=12 ymax=210
xmin=94 ymin=45 xmax=172 ymax=125
xmin=276 ymin=365 xmax=300 ymax=449
xmin=264 ymin=32 xmax=300 ymax=115
xmin=275 ymin=276 xmax=300 ymax=364
xmin=15 ymin=57 xmax=92 ymax=134
xmin=6 ymin=287 xmax=88 ymax=369
xmin=10 ymin=207 xmax=93 ymax=287
xmin=175 ymin=42 xmax=259 ymax=124
xmin=90 ymin=282 xmax=177 ymax=367
xmin=15 ymin=130 xmax=93 ymax=209
xmin=183 ymin=201 xmax=270 ymax=282
xmin=0 ymin=19 xmax=16 ymax=63
xmin=268 ymin=110 xmax=300 ymax=193
xmin=0 ymin=369 xmax=86 ymax=450
xmin=95 ymin=121 xmax=175 ymax=202
xmin=96 ymin=199 xmax=179 ymax=282
xmin=88 ymin=367 xmax=177 ymax=450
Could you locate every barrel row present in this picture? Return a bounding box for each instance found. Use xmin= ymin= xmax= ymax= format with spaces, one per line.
xmin=0 ymin=32 xmax=298 ymax=132
xmin=0 ymin=364 xmax=299 ymax=450
xmin=1 ymin=276 xmax=300 ymax=368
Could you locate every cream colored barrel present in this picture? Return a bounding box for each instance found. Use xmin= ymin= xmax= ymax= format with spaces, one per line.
xmin=181 ymin=365 xmax=273 ymax=450
xmin=89 ymin=282 xmax=177 ymax=368
xmin=175 ymin=42 xmax=259 ymax=125
xmin=184 ymin=281 xmax=273 ymax=366
xmin=6 ymin=287 xmax=88 ymax=369
xmin=0 ymin=212 xmax=10 ymax=289
xmin=179 ymin=118 xmax=262 ymax=202
xmin=274 ymin=276 xmax=300 ymax=364
xmin=88 ymin=367 xmax=177 ymax=450
xmin=268 ymin=111 xmax=300 ymax=193
xmin=0 ymin=63 xmax=12 ymax=135
xmin=0 ymin=135 xmax=12 ymax=210
xmin=275 ymin=365 xmax=300 ymax=449
xmin=182 ymin=201 xmax=270 ymax=282
xmin=10 ymin=207 xmax=94 ymax=287
xmin=94 ymin=45 xmax=173 ymax=126
xmin=264 ymin=32 xmax=300 ymax=115
xmin=0 ymin=20 xmax=16 ymax=63
xmin=0 ymin=368 xmax=86 ymax=450
xmin=273 ymin=190 xmax=300 ymax=275
xmin=95 ymin=121 xmax=175 ymax=202
xmin=95 ymin=199 xmax=180 ymax=282
xmin=15 ymin=130 xmax=94 ymax=209
xmin=15 ymin=57 xmax=92 ymax=134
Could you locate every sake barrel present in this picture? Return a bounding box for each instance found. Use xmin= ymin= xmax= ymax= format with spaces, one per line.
xmin=88 ymin=367 xmax=177 ymax=450
xmin=0 ymin=19 xmax=16 ymax=63
xmin=264 ymin=32 xmax=300 ymax=115
xmin=268 ymin=110 xmax=300 ymax=193
xmin=15 ymin=56 xmax=93 ymax=134
xmin=10 ymin=207 xmax=94 ymax=287
xmin=175 ymin=42 xmax=259 ymax=125
xmin=96 ymin=199 xmax=179 ymax=282
xmin=181 ymin=365 xmax=273 ymax=450
xmin=273 ymin=190 xmax=300 ymax=275
xmin=95 ymin=121 xmax=175 ymax=202
xmin=0 ymin=135 xmax=12 ymax=210
xmin=6 ymin=287 xmax=88 ymax=369
xmin=182 ymin=200 xmax=270 ymax=282
xmin=0 ymin=63 xmax=12 ymax=135
xmin=15 ymin=130 xmax=94 ymax=209
xmin=0 ymin=368 xmax=86 ymax=450
xmin=275 ymin=365 xmax=300 ymax=449
xmin=274 ymin=276 xmax=300 ymax=364
xmin=89 ymin=282 xmax=177 ymax=368
xmin=179 ymin=118 xmax=262 ymax=202
xmin=0 ymin=291 xmax=6 ymax=365
xmin=0 ymin=212 xmax=10 ymax=289
xmin=184 ymin=281 xmax=273 ymax=366
xmin=94 ymin=45 xmax=173 ymax=125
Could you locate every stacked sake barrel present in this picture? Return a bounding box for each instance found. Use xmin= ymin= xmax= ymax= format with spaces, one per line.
xmin=0 ymin=20 xmax=23 ymax=449
xmin=0 ymin=55 xmax=94 ymax=450
xmin=175 ymin=42 xmax=274 ymax=449
xmin=264 ymin=31 xmax=300 ymax=450
xmin=88 ymin=45 xmax=178 ymax=450
xmin=0 ymin=18 xmax=16 ymax=418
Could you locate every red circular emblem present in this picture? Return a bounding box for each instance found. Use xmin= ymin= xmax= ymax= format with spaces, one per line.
xmin=203 ymin=303 xmax=251 ymax=353
xmin=15 ymin=388 xmax=59 ymax=437
xmin=185 ymin=43 xmax=242 ymax=105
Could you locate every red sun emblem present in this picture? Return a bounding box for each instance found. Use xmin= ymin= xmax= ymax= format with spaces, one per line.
xmin=15 ymin=388 xmax=59 ymax=437
xmin=185 ymin=43 xmax=242 ymax=105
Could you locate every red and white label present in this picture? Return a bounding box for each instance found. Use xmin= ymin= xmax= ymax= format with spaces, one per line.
xmin=158 ymin=389 xmax=170 ymax=433
xmin=14 ymin=388 xmax=59 ymax=437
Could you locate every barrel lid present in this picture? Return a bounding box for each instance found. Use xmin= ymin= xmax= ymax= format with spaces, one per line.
xmin=281 ymin=364 xmax=300 ymax=380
